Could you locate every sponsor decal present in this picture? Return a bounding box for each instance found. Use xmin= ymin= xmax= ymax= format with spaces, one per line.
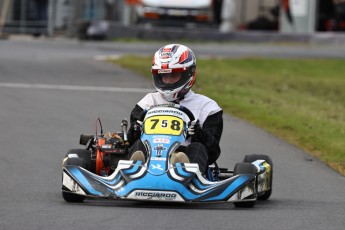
xmin=67 ymin=154 xmax=78 ymax=158
xmin=150 ymin=157 xmax=167 ymax=161
xmin=153 ymin=135 xmax=171 ymax=140
xmin=147 ymin=109 xmax=183 ymax=117
xmin=134 ymin=191 xmax=177 ymax=200
xmin=160 ymin=52 xmax=172 ymax=58
xmin=151 ymin=163 xmax=163 ymax=171
xmin=153 ymin=138 xmax=171 ymax=144
xmin=158 ymin=69 xmax=172 ymax=74
xmin=154 ymin=144 xmax=167 ymax=157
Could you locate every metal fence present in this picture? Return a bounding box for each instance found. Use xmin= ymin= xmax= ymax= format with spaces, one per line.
xmin=0 ymin=0 xmax=51 ymax=35
xmin=0 ymin=0 xmax=122 ymax=36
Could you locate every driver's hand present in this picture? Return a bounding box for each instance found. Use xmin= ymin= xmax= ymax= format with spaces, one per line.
xmin=187 ymin=120 xmax=201 ymax=136
xmin=134 ymin=120 xmax=143 ymax=132
xmin=132 ymin=120 xmax=143 ymax=140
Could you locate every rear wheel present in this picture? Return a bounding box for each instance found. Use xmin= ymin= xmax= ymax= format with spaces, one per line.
xmin=62 ymin=149 xmax=92 ymax=202
xmin=233 ymin=163 xmax=257 ymax=208
xmin=243 ymin=154 xmax=273 ymax=200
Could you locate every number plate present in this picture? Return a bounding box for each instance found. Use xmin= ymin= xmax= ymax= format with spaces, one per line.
xmin=144 ymin=115 xmax=183 ymax=136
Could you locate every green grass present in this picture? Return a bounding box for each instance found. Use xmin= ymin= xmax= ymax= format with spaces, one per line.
xmin=112 ymin=56 xmax=345 ymax=176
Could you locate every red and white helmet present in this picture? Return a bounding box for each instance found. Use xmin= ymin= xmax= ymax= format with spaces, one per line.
xmin=152 ymin=44 xmax=197 ymax=102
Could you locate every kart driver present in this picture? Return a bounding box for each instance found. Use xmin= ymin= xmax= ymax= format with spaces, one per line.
xmin=127 ymin=44 xmax=223 ymax=174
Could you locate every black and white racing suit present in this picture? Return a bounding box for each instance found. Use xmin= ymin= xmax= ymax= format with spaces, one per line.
xmin=127 ymin=90 xmax=223 ymax=173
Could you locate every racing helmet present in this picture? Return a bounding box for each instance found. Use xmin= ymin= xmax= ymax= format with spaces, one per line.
xmin=152 ymin=44 xmax=197 ymax=102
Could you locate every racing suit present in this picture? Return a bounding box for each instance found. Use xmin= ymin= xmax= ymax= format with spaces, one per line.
xmin=127 ymin=90 xmax=223 ymax=173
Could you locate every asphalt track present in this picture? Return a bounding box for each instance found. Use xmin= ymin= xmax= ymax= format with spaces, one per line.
xmin=0 ymin=37 xmax=344 ymax=230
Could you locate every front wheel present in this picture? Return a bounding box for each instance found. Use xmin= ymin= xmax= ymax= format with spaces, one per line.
xmin=243 ymin=154 xmax=273 ymax=200
xmin=233 ymin=163 xmax=257 ymax=208
xmin=62 ymin=191 xmax=85 ymax=203
xmin=62 ymin=149 xmax=91 ymax=203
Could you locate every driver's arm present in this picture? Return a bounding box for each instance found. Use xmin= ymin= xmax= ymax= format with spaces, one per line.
xmin=192 ymin=110 xmax=223 ymax=164
xmin=127 ymin=104 xmax=144 ymax=145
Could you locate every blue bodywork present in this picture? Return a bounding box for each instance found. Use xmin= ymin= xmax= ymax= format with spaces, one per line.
xmin=62 ymin=106 xmax=256 ymax=203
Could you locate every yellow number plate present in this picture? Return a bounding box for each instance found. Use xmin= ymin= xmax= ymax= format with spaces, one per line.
xmin=144 ymin=115 xmax=183 ymax=136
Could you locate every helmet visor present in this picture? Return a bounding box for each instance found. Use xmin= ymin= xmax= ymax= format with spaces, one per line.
xmin=152 ymin=68 xmax=192 ymax=91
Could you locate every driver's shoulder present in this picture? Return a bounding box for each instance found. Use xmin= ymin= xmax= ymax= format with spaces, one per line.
xmin=187 ymin=93 xmax=221 ymax=110
xmin=138 ymin=92 xmax=165 ymax=108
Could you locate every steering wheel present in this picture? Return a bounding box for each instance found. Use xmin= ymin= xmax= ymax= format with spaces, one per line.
xmin=138 ymin=104 xmax=195 ymax=122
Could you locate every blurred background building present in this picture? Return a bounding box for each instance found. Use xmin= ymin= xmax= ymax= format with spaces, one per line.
xmin=0 ymin=0 xmax=344 ymax=39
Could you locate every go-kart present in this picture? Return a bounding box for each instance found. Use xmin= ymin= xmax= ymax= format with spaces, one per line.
xmin=62 ymin=104 xmax=273 ymax=207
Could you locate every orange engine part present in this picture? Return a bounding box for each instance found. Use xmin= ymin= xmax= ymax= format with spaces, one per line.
xmin=96 ymin=138 xmax=106 ymax=175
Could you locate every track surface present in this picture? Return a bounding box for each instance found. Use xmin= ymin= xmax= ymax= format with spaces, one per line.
xmin=0 ymin=38 xmax=344 ymax=230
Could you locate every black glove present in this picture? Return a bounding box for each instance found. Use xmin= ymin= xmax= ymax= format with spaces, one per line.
xmin=134 ymin=120 xmax=143 ymax=131
xmin=187 ymin=120 xmax=200 ymax=135
xmin=187 ymin=120 xmax=206 ymax=142
xmin=133 ymin=120 xmax=143 ymax=140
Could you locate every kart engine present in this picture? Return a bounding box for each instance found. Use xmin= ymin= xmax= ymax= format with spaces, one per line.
xmin=80 ymin=132 xmax=128 ymax=175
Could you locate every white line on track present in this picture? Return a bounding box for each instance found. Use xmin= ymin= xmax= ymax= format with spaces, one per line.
xmin=0 ymin=83 xmax=154 ymax=93
xmin=93 ymin=54 xmax=122 ymax=61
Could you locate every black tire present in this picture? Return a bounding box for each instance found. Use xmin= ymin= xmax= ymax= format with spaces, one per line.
xmin=233 ymin=163 xmax=257 ymax=208
xmin=63 ymin=149 xmax=92 ymax=171
xmin=243 ymin=154 xmax=273 ymax=200
xmin=62 ymin=191 xmax=86 ymax=203
xmin=62 ymin=149 xmax=91 ymax=203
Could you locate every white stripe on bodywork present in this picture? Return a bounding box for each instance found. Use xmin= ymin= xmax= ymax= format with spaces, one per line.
xmin=0 ymin=82 xmax=153 ymax=93
xmin=169 ymin=167 xmax=185 ymax=181
xmin=129 ymin=166 xmax=147 ymax=179
xmin=62 ymin=172 xmax=86 ymax=195
xmin=189 ymin=183 xmax=218 ymax=194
